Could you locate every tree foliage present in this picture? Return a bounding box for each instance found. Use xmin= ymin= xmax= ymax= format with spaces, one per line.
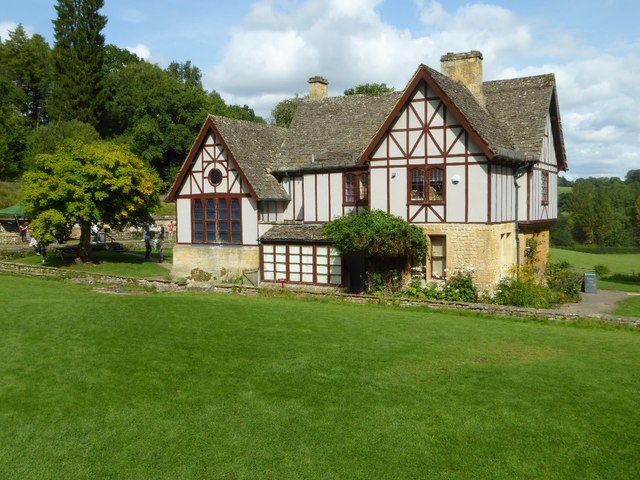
xmin=0 ymin=24 xmax=52 ymax=127
xmin=22 ymin=120 xmax=100 ymax=170
xmin=23 ymin=140 xmax=162 ymax=260
xmin=49 ymin=0 xmax=107 ymax=130
xmin=103 ymin=60 xmax=263 ymax=180
xmin=0 ymin=21 xmax=264 ymax=182
xmin=344 ymin=83 xmax=395 ymax=95
xmin=557 ymin=172 xmax=640 ymax=247
xmin=271 ymin=96 xmax=303 ymax=128
xmin=322 ymin=209 xmax=427 ymax=264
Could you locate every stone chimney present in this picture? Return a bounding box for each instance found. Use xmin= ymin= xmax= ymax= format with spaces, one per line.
xmin=308 ymin=76 xmax=329 ymax=100
xmin=440 ymin=51 xmax=486 ymax=109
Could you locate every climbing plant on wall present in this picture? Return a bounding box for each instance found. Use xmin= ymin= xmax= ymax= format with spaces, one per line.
xmin=322 ymin=209 xmax=427 ymax=263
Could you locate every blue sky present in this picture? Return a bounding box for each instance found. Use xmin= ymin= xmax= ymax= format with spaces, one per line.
xmin=2 ymin=0 xmax=639 ymax=179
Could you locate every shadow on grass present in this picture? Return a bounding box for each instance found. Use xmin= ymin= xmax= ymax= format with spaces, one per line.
xmin=36 ymin=250 xmax=149 ymax=267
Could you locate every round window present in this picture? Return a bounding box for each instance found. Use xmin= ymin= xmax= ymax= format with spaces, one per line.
xmin=209 ymin=168 xmax=223 ymax=186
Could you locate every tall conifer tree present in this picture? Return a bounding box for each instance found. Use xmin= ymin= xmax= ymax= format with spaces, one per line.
xmin=49 ymin=0 xmax=106 ymax=131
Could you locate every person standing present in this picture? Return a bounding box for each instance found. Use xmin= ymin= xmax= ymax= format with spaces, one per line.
xmin=143 ymin=224 xmax=152 ymax=259
xmin=19 ymin=222 xmax=28 ymax=242
xmin=167 ymin=221 xmax=174 ymax=241
xmin=155 ymin=224 xmax=165 ymax=263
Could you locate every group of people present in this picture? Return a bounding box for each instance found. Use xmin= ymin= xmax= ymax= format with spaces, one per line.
xmin=18 ymin=218 xmax=175 ymax=264
xmin=143 ymin=222 xmax=174 ymax=262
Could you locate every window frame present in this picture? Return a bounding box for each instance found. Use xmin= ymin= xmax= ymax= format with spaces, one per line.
xmin=541 ymin=171 xmax=549 ymax=206
xmin=343 ymin=171 xmax=369 ymax=206
xmin=261 ymin=243 xmax=342 ymax=286
xmin=408 ymin=166 xmax=445 ymax=204
xmin=429 ymin=235 xmax=446 ymax=280
xmin=191 ymin=195 xmax=242 ymax=244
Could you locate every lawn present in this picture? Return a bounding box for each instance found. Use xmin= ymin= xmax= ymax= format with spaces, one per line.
xmin=550 ymin=247 xmax=640 ymax=292
xmin=614 ymin=295 xmax=640 ymax=317
xmin=1 ymin=274 xmax=639 ymax=479
xmin=14 ymin=248 xmax=172 ymax=278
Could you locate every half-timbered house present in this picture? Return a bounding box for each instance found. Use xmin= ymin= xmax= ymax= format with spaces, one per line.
xmin=167 ymin=51 xmax=567 ymax=290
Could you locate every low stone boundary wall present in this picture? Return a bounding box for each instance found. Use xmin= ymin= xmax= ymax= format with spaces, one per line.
xmin=0 ymin=260 xmax=182 ymax=292
xmin=0 ymin=232 xmax=19 ymax=245
xmin=1 ymin=261 xmax=638 ymax=326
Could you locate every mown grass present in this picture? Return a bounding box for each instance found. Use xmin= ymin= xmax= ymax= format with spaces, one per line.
xmin=1 ymin=274 xmax=639 ymax=479
xmin=614 ymin=295 xmax=640 ymax=317
xmin=550 ymin=247 xmax=640 ymax=292
xmin=15 ymin=248 xmax=172 ymax=278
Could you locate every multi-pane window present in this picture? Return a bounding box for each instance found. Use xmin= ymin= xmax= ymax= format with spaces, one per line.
xmin=430 ymin=235 xmax=446 ymax=279
xmin=344 ymin=172 xmax=369 ymax=205
xmin=409 ymin=167 xmax=444 ymax=203
xmin=541 ymin=171 xmax=549 ymax=205
xmin=410 ymin=169 xmax=425 ymax=201
xmin=193 ymin=197 xmax=242 ymax=243
xmin=262 ymin=244 xmax=342 ymax=285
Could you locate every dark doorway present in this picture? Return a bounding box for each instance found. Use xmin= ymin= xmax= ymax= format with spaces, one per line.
xmin=343 ymin=253 xmax=366 ymax=293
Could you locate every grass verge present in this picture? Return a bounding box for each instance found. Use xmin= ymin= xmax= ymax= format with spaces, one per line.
xmin=1 ymin=274 xmax=639 ymax=479
xmin=614 ymin=295 xmax=640 ymax=317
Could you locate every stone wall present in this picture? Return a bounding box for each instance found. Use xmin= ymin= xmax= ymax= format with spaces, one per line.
xmin=419 ymin=222 xmax=517 ymax=289
xmin=172 ymin=244 xmax=259 ymax=281
xmin=519 ymin=225 xmax=551 ymax=278
xmin=0 ymin=232 xmax=19 ymax=245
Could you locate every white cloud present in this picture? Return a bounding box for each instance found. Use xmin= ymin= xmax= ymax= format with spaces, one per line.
xmin=205 ymin=0 xmax=538 ymax=114
xmin=202 ymin=0 xmax=639 ymax=178
xmin=126 ymin=43 xmax=152 ymax=61
xmin=0 ymin=21 xmax=19 ymax=40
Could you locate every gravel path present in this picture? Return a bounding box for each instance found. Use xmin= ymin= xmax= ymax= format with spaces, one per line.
xmin=556 ymin=289 xmax=632 ymax=316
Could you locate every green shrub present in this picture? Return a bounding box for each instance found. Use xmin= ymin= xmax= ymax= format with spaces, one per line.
xmin=442 ymin=268 xmax=478 ymax=302
xmin=402 ymin=268 xmax=477 ymax=303
xmin=368 ymin=270 xmax=402 ymax=296
xmin=493 ymin=276 xmax=555 ymax=309
xmin=546 ymin=260 xmax=584 ymax=303
xmin=593 ymin=264 xmax=611 ymax=277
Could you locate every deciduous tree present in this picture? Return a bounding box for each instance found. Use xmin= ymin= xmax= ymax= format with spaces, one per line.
xmin=23 ymin=140 xmax=162 ymax=261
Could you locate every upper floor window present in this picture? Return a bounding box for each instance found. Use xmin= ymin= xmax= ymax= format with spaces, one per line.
xmin=344 ymin=172 xmax=369 ymax=205
xmin=409 ymin=167 xmax=444 ymax=203
xmin=193 ymin=196 xmax=242 ymax=244
xmin=541 ymin=171 xmax=549 ymax=205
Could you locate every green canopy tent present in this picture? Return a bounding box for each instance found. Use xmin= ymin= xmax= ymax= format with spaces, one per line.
xmin=0 ymin=204 xmax=26 ymax=217
xmin=0 ymin=205 xmax=27 ymax=233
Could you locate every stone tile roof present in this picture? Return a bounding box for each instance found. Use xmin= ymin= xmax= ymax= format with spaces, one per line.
xmin=274 ymin=92 xmax=402 ymax=171
xmin=483 ymin=74 xmax=565 ymax=163
xmin=209 ymin=115 xmax=290 ymax=200
xmin=260 ymin=224 xmax=330 ymax=243
xmin=197 ymin=65 xmax=564 ymax=200
xmin=424 ymin=66 xmax=517 ymax=156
